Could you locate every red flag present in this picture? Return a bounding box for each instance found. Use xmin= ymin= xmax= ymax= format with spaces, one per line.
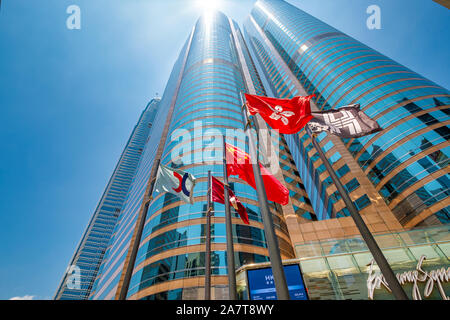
xmin=225 ymin=143 xmax=289 ymax=206
xmin=211 ymin=176 xmax=250 ymax=225
xmin=245 ymin=93 xmax=315 ymax=134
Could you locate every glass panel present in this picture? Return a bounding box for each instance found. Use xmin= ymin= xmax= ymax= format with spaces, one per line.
xmin=398 ymin=229 xmax=435 ymax=246
xmin=299 ymin=258 xmax=329 ymax=273
xmin=326 ymin=255 xmax=357 ymax=271
xmin=426 ymin=226 xmax=450 ymax=243
xmin=382 ymin=248 xmax=414 ymax=265
xmin=320 ymin=240 xmax=348 ymax=255
xmin=436 ymin=243 xmax=450 ymax=258
xmin=373 ymin=234 xmax=403 ymax=249
xmin=353 ymin=252 xmax=375 ymax=270
xmin=295 ymin=243 xmax=323 ymax=258
xmin=344 ymin=238 xmax=368 ymax=253
xmin=408 ymin=245 xmax=442 ymax=260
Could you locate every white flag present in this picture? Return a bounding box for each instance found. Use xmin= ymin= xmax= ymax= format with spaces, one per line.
xmin=154 ymin=164 xmax=197 ymax=204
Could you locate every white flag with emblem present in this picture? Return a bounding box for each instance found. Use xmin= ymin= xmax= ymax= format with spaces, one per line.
xmin=154 ymin=164 xmax=197 ymax=204
xmin=307 ymin=104 xmax=382 ymax=138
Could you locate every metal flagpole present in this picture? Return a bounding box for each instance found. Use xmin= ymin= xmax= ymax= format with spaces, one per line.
xmin=205 ymin=171 xmax=212 ymax=300
xmin=306 ymin=126 xmax=409 ymax=300
xmin=240 ymin=93 xmax=290 ymax=300
xmin=222 ymin=135 xmax=237 ymax=300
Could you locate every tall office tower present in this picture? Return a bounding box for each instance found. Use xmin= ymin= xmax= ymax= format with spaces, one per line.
xmin=87 ymin=37 xmax=192 ymax=300
xmin=86 ymin=10 xmax=318 ymax=301
xmin=54 ymin=98 xmax=160 ymax=300
xmin=234 ymin=20 xmax=318 ymax=223
xmin=125 ymin=11 xmax=303 ymax=300
xmin=243 ymin=0 xmax=449 ymax=241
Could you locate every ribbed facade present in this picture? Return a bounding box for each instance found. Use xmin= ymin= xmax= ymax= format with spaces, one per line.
xmin=244 ymin=0 xmax=449 ymax=227
xmin=87 ymin=39 xmax=193 ymax=300
xmin=125 ymin=12 xmax=299 ymax=300
xmin=55 ymin=99 xmax=160 ymax=300
xmin=234 ymin=20 xmax=317 ymax=222
xmin=57 ymin=0 xmax=448 ymax=301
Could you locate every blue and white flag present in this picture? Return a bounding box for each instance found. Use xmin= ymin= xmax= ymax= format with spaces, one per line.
xmin=154 ymin=164 xmax=197 ymax=204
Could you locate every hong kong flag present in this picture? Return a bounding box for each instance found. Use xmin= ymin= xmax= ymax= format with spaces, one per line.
xmin=225 ymin=143 xmax=289 ymax=206
xmin=244 ymin=93 xmax=315 ymax=134
xmin=211 ymin=176 xmax=250 ymax=225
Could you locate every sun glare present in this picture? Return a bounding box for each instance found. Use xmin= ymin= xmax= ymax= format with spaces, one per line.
xmin=195 ymin=0 xmax=223 ymax=13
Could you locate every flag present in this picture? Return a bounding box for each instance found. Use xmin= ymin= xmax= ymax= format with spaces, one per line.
xmin=154 ymin=164 xmax=197 ymax=204
xmin=307 ymin=104 xmax=383 ymax=138
xmin=244 ymin=93 xmax=315 ymax=134
xmin=211 ymin=176 xmax=249 ymax=225
xmin=225 ymin=143 xmax=289 ymax=205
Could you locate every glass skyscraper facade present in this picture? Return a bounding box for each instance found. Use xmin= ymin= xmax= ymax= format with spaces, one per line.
xmin=244 ymin=0 xmax=449 ymax=228
xmin=57 ymin=0 xmax=449 ymax=300
xmin=87 ymin=38 xmax=192 ymax=300
xmin=55 ymin=98 xmax=160 ymax=300
xmin=125 ymin=12 xmax=299 ymax=300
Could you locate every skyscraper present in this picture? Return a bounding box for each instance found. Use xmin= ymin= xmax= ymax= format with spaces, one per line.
xmin=57 ymin=0 xmax=449 ymax=300
xmin=87 ymin=37 xmax=193 ymax=299
xmin=244 ymin=0 xmax=449 ymax=235
xmin=55 ymin=98 xmax=160 ymax=300
xmin=237 ymin=0 xmax=449 ymax=300
xmin=86 ymin=10 xmax=317 ymax=300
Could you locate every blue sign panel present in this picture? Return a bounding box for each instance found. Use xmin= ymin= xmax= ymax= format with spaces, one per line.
xmin=247 ymin=264 xmax=308 ymax=300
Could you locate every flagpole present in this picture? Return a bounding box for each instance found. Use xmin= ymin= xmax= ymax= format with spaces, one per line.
xmin=222 ymin=135 xmax=238 ymax=300
xmin=306 ymin=126 xmax=409 ymax=300
xmin=240 ymin=93 xmax=290 ymax=300
xmin=205 ymin=170 xmax=212 ymax=300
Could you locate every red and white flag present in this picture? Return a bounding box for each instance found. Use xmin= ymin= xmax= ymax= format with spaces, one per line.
xmin=245 ymin=93 xmax=315 ymax=134
xmin=211 ymin=176 xmax=249 ymax=225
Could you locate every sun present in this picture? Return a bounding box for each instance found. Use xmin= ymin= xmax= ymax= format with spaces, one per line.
xmin=195 ymin=0 xmax=224 ymax=13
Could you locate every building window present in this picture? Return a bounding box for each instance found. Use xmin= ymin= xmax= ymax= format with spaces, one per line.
xmin=329 ymin=151 xmax=342 ymax=164
xmin=354 ymin=194 xmax=371 ymax=210
xmin=317 ymin=163 xmax=326 ymax=174
xmin=322 ymin=141 xmax=334 ymax=153
xmin=337 ymin=164 xmax=350 ymax=178
xmin=345 ymin=178 xmax=360 ymax=193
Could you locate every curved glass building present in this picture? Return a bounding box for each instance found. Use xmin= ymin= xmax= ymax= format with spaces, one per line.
xmin=87 ymin=36 xmax=193 ymax=300
xmin=244 ymin=0 xmax=449 ymax=228
xmin=125 ymin=11 xmax=298 ymax=300
xmin=57 ymin=0 xmax=448 ymax=301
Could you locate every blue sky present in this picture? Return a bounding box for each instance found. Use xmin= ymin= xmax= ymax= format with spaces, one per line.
xmin=0 ymin=0 xmax=448 ymax=300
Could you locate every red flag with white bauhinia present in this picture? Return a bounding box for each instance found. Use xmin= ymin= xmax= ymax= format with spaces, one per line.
xmin=211 ymin=176 xmax=249 ymax=225
xmin=244 ymin=93 xmax=315 ymax=134
xmin=245 ymin=93 xmax=382 ymax=138
xmin=225 ymin=143 xmax=289 ymax=206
